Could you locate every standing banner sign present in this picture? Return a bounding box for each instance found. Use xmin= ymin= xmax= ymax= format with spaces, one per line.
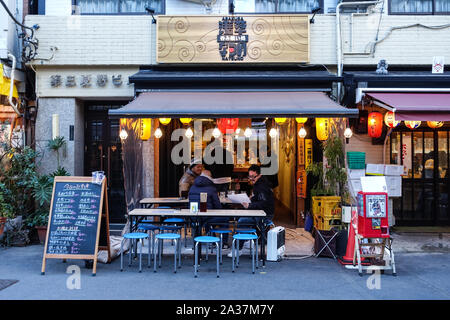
xmin=41 ymin=176 xmax=111 ymax=276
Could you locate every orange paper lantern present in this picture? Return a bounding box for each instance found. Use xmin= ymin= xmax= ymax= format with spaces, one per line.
xmin=405 ymin=121 xmax=421 ymax=129
xmin=427 ymin=121 xmax=443 ymax=129
xmin=368 ymin=112 xmax=383 ymax=138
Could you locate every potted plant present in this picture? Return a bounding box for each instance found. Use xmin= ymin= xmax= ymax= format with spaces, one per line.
xmin=306 ymin=125 xmax=349 ymax=229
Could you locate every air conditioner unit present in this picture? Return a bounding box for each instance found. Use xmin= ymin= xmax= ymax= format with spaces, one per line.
xmin=266 ymin=226 xmax=285 ymax=262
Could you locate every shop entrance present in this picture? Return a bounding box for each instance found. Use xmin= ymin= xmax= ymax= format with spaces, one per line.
xmin=84 ymin=104 xmax=127 ymax=223
xmin=390 ymin=129 xmax=450 ymax=226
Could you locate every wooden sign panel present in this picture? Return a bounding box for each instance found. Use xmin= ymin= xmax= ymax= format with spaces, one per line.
xmin=305 ymin=139 xmax=313 ymax=169
xmin=41 ymin=177 xmax=110 ymax=276
xmin=296 ymin=168 xmax=307 ymax=198
xmin=157 ymin=15 xmax=310 ymax=64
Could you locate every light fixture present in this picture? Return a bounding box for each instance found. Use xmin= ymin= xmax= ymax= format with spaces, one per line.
xmin=269 ymin=128 xmax=278 ymax=138
xmin=405 ymin=121 xmax=421 ymax=129
xmin=159 ymin=118 xmax=171 ymax=125
xmin=315 ymin=118 xmax=329 ymax=141
xmin=244 ymin=127 xmax=253 ymax=138
xmin=274 ymin=118 xmax=287 ymax=125
xmin=140 ymin=118 xmax=151 ymax=141
xmin=427 ymin=121 xmax=444 ymax=129
xmin=154 ymin=127 xmax=163 ymax=139
xmin=344 ymin=127 xmax=353 ymax=144
xmin=185 ymin=127 xmax=193 ymax=139
xmin=298 ymin=127 xmax=307 ymax=139
xmin=368 ymin=112 xmax=383 ymax=138
xmin=180 ymin=118 xmax=192 ymax=125
xmin=295 ymin=118 xmax=308 ymax=124
xmin=235 ymin=128 xmax=241 ymax=135
xmin=212 ymin=127 xmax=221 ymax=138
xmin=384 ymin=111 xmax=399 ymax=128
xmin=119 ymin=129 xmax=128 ymax=140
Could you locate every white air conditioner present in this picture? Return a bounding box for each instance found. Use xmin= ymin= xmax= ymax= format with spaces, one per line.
xmin=266 ymin=226 xmax=285 ymax=262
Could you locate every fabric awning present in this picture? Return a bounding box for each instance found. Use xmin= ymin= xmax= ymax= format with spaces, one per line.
xmin=108 ymin=91 xmax=358 ymax=119
xmin=366 ymin=92 xmax=450 ymax=121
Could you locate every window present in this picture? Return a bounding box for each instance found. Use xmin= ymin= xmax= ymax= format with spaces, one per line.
xmin=390 ymin=0 xmax=450 ymax=15
xmin=74 ymin=0 xmax=164 ymax=15
xmin=236 ymin=0 xmax=323 ymax=13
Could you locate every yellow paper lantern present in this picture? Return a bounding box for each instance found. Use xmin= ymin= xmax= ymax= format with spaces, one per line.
xmin=274 ymin=118 xmax=287 ymax=124
xmin=140 ymin=118 xmax=151 ymax=141
xmin=180 ymin=118 xmax=192 ymax=125
xmin=427 ymin=121 xmax=444 ymax=129
xmin=295 ymin=118 xmax=308 ymax=124
xmin=159 ymin=118 xmax=171 ymax=125
xmin=316 ymin=118 xmax=329 ymax=141
xmin=405 ymin=121 xmax=421 ymax=129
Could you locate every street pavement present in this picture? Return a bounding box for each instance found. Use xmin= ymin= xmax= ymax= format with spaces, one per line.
xmin=0 ymin=243 xmax=449 ymax=300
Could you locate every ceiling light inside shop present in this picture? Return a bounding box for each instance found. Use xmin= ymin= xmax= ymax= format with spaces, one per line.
xmin=298 ymin=127 xmax=307 ymax=138
xmin=119 ymin=129 xmax=128 ymax=140
xmin=185 ymin=127 xmax=194 ymax=139
xmin=212 ymin=127 xmax=221 ymax=138
xmin=269 ymin=128 xmax=278 ymax=138
xmin=154 ymin=128 xmax=163 ymax=139
xmin=244 ymin=127 xmax=253 ymax=138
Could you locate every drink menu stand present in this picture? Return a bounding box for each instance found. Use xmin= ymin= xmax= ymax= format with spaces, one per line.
xmin=353 ymin=234 xmax=397 ymax=277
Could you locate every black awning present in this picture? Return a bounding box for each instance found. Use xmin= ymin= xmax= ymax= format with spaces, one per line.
xmin=108 ymin=91 xmax=359 ymax=119
xmin=129 ymin=67 xmax=342 ymax=91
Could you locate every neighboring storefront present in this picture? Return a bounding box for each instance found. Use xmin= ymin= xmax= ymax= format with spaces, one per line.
xmin=343 ymin=71 xmax=450 ymax=226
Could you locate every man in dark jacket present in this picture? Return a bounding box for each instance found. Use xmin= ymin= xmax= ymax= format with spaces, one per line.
xmin=229 ymin=164 xmax=275 ymax=256
xmin=189 ymin=165 xmax=229 ymax=241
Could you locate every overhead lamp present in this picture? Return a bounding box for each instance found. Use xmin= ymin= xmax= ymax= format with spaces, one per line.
xmin=244 ymin=127 xmax=253 ymax=138
xmin=298 ymin=127 xmax=307 ymax=139
xmin=344 ymin=127 xmax=353 ymax=144
xmin=269 ymin=128 xmax=278 ymax=138
xmin=154 ymin=128 xmax=163 ymax=139
xmin=185 ymin=127 xmax=194 ymax=139
xmin=212 ymin=127 xmax=221 ymax=139
xmin=119 ymin=129 xmax=128 ymax=140
xmin=159 ymin=118 xmax=171 ymax=125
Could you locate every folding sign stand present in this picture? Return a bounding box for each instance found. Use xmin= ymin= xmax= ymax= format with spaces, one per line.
xmin=353 ymin=234 xmax=397 ymax=277
xmin=41 ymin=176 xmax=111 ymax=276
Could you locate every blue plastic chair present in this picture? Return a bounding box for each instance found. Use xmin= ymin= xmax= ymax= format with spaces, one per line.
xmin=120 ymin=232 xmax=150 ymax=273
xmin=194 ymin=236 xmax=220 ymax=278
xmin=210 ymin=229 xmax=233 ymax=264
xmin=235 ymin=228 xmax=257 ymax=234
xmin=153 ymin=233 xmax=181 ymax=273
xmin=232 ymin=233 xmax=259 ymax=274
xmin=162 ymin=217 xmax=187 ymax=247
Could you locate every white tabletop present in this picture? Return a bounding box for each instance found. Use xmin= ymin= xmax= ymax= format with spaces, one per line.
xmin=129 ymin=208 xmax=265 ymax=217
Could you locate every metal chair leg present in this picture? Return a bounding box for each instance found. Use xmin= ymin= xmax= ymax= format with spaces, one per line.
xmin=232 ymin=239 xmax=236 ymax=272
xmin=216 ymin=241 xmax=220 ymax=278
xmin=148 ymin=236 xmax=151 ymax=267
xmin=159 ymin=238 xmax=163 ymax=268
xmin=138 ymin=240 xmax=143 ymax=273
xmin=128 ymin=239 xmax=133 ymax=266
xmin=256 ymin=238 xmax=259 ymax=269
xmin=178 ymin=237 xmax=182 ymax=268
xmin=236 ymin=239 xmax=240 ymax=267
xmin=120 ymin=238 xmax=124 ymax=271
xmin=219 ymin=234 xmax=223 ymax=265
xmin=251 ymin=240 xmax=255 ymax=274
xmin=174 ymin=239 xmax=178 ymax=273
xmin=153 ymin=238 xmax=158 ymax=273
xmin=194 ymin=241 xmax=199 ymax=278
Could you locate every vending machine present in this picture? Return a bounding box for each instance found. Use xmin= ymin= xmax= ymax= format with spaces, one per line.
xmin=357 ymin=191 xmax=389 ymax=238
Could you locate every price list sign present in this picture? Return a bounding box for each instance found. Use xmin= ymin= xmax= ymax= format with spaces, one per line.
xmin=41 ymin=177 xmax=110 ymax=276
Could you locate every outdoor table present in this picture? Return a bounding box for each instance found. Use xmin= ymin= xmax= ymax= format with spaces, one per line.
xmin=128 ymin=208 xmax=268 ymax=266
xmin=140 ymin=197 xmax=232 ymax=208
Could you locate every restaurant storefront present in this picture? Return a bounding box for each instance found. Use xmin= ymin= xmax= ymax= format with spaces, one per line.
xmin=343 ymin=72 xmax=450 ymax=226
xmin=108 ymin=14 xmax=359 ymax=226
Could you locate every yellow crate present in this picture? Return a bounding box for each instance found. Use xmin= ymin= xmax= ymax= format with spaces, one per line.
xmin=317 ymin=214 xmax=342 ymax=231
xmin=319 ymin=196 xmax=341 ymax=217
xmin=312 ymin=196 xmax=324 ymax=217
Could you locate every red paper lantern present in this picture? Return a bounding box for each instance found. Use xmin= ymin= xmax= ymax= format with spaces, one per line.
xmin=217 ymin=118 xmax=239 ymax=134
xmin=368 ymin=112 xmax=383 ymax=138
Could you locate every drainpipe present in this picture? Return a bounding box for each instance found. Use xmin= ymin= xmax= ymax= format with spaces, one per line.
xmin=336 ymin=0 xmax=382 ymax=102
xmin=6 ymin=53 xmax=21 ymax=116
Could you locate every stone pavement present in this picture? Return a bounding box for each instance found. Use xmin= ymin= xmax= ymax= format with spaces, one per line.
xmin=0 ymin=238 xmax=449 ymax=300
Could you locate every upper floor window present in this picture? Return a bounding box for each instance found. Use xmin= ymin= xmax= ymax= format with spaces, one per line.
xmin=236 ymin=0 xmax=323 ymax=13
xmin=390 ymin=0 xmax=450 ymax=14
xmin=74 ymin=0 xmax=164 ymax=15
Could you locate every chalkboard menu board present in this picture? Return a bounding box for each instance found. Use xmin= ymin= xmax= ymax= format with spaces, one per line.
xmin=41 ymin=177 xmax=110 ymax=276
